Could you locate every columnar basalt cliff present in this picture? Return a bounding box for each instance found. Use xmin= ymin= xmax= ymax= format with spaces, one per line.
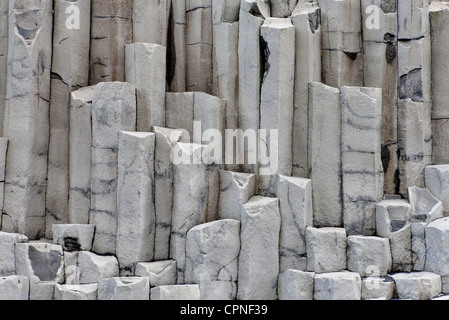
xmin=1 ymin=0 xmax=449 ymax=301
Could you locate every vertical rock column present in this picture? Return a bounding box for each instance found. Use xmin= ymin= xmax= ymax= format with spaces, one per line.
xmin=290 ymin=2 xmax=321 ymax=178
xmin=318 ymin=0 xmax=364 ymax=87
xmin=89 ymin=0 xmax=132 ymax=85
xmin=69 ymin=86 xmax=95 ymax=224
xmin=277 ymin=175 xmax=313 ymax=272
xmin=0 ymin=0 xmax=8 ymax=135
xmin=238 ymin=196 xmax=280 ymax=300
xmin=258 ymin=17 xmax=295 ymax=196
xmin=212 ymin=0 xmax=239 ymax=165
xmin=2 ymin=0 xmax=53 ymax=239
xmin=430 ymin=3 xmax=449 ymax=164
xmin=341 ymin=86 xmax=384 ymax=236
xmin=153 ymin=126 xmax=189 ymax=260
xmin=397 ymin=0 xmax=432 ymax=197
xmin=116 ymin=132 xmax=155 ymax=275
xmin=238 ymin=0 xmax=266 ymax=174
xmin=90 ymin=82 xmax=136 ymax=255
xmin=0 ymin=139 xmax=8 ymax=227
xmin=362 ymin=0 xmax=399 ymax=195
xmin=125 ymin=43 xmax=166 ymax=131
xmin=47 ymin=0 xmax=91 ymax=237
xmin=186 ymin=0 xmax=213 ymax=94
xmin=308 ymin=82 xmax=342 ymax=228
xmin=269 ymin=0 xmax=298 ymax=18
xmin=193 ymin=92 xmax=226 ymax=222
xmin=132 ymin=0 xmax=169 ymax=45
xmin=170 ymin=143 xmax=208 ymax=284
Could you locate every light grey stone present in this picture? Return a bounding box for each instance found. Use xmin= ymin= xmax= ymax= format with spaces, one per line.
xmin=376 ymin=200 xmax=414 ymax=273
xmin=341 ymin=86 xmax=384 ymax=236
xmin=212 ymin=21 xmax=239 ymax=150
xmin=376 ymin=200 xmax=413 ymax=237
xmin=258 ymin=18 xmax=295 ymax=196
xmin=425 ymin=217 xmax=449 ymax=276
xmin=69 ymin=86 xmax=94 ymax=225
xmin=306 ymin=227 xmax=347 ymax=274
xmin=0 ymin=0 xmax=7 ymax=135
xmin=425 ymin=165 xmax=449 ymax=213
xmin=361 ymin=276 xmax=395 ymax=300
xmin=442 ymin=276 xmax=449 ymax=294
xmin=308 ymin=82 xmax=342 ymax=228
xmin=135 ymin=260 xmax=177 ymax=287
xmin=165 ymin=92 xmax=195 ymax=136
xmin=153 ymin=127 xmax=190 ymax=260
xmin=397 ymin=99 xmax=431 ymax=197
xmin=361 ymin=0 xmax=399 ymax=195
xmin=91 ymin=82 xmax=136 ymax=150
xmin=290 ymin=2 xmax=321 ymax=178
xmin=186 ymin=0 xmax=213 ymax=94
xmin=30 ymin=280 xmax=55 ymax=301
xmin=238 ymin=196 xmax=280 ymax=300
xmin=0 ymin=232 xmax=28 ymax=276
xmin=132 ymin=0 xmax=168 ymax=46
xmin=125 ymin=43 xmax=166 ymax=131
xmin=398 ymin=0 xmax=430 ymax=39
xmin=347 ymin=236 xmax=392 ymax=276
xmin=391 ymin=272 xmax=441 ymax=300
xmin=170 ymin=143 xmax=208 ymax=283
xmin=47 ymin=0 xmax=92 ymax=238
xmin=198 ymin=281 xmax=237 ymax=300
xmin=186 ymin=219 xmax=240 ymax=300
xmin=15 ymin=242 xmax=64 ymax=284
xmin=314 ymin=272 xmax=362 ymax=300
xmin=408 ymin=186 xmax=443 ymax=223
xmin=54 ymin=284 xmax=98 ymax=300
xmin=277 ymin=175 xmax=312 ymax=272
xmin=0 ymin=139 xmax=8 ymax=183
xmin=78 ymin=251 xmax=119 ymax=284
xmin=218 ymin=170 xmax=256 ymax=221
xmin=238 ymin=1 xmax=264 ymax=174
xmin=411 ymin=222 xmax=427 ymax=271
xmin=0 ymin=276 xmax=29 ymax=300
xmin=278 ymin=270 xmax=314 ymax=300
xmin=89 ymin=0 xmax=132 ymax=85
xmin=212 ymin=0 xmax=240 ymax=23
xmin=318 ymin=0 xmax=363 ymax=87
xmin=2 ymin=0 xmax=53 ymax=239
xmin=52 ymin=224 xmax=95 ymax=252
xmin=430 ymin=3 xmax=449 ymax=164
xmin=150 ymin=284 xmax=201 ymax=300
xmin=270 ymin=0 xmax=297 ymax=18
xmin=116 ymin=132 xmax=155 ymax=275
xmin=98 ymin=277 xmax=150 ymax=300
xmin=90 ymin=82 xmax=136 ymax=255
xmin=64 ymin=251 xmax=80 ymax=285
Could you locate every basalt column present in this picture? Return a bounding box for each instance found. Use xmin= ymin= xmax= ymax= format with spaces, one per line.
xmin=47 ymin=0 xmax=91 ymax=238
xmin=2 ymin=0 xmax=53 ymax=239
xmin=362 ymin=0 xmax=399 ymax=195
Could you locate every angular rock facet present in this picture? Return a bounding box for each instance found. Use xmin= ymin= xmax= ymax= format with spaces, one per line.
xmin=306 ymin=227 xmax=347 ymax=274
xmin=52 ymin=224 xmax=95 ymax=252
xmin=78 ymin=252 xmax=119 ymax=284
xmin=135 ymin=260 xmax=177 ymax=287
xmin=314 ymin=272 xmax=362 ymax=300
xmin=278 ymin=270 xmax=314 ymax=300
xmin=425 ymin=217 xmax=449 ymax=276
xmin=0 ymin=276 xmax=29 ymax=300
xmin=391 ymin=272 xmax=441 ymax=300
xmin=238 ymin=196 xmax=280 ymax=300
xmin=98 ymin=277 xmax=150 ymax=300
xmin=277 ymin=175 xmax=312 ymax=272
xmin=0 ymin=232 xmax=28 ymax=276
xmin=54 ymin=284 xmax=98 ymax=300
xmin=150 ymin=284 xmax=201 ymax=300
xmin=347 ymin=236 xmax=392 ymax=276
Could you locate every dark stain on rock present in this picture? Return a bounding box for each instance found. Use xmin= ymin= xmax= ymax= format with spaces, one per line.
xmin=28 ymin=246 xmax=61 ymax=282
xmin=308 ymin=9 xmax=321 ymax=34
xmin=344 ymin=51 xmax=359 ymax=61
xmin=399 ymin=68 xmax=423 ymax=102
xmin=64 ymin=237 xmax=81 ymax=251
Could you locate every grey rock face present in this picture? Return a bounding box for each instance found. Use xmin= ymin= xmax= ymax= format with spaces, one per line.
xmin=238 ymin=196 xmax=280 ymax=300
xmin=98 ymin=277 xmax=150 ymax=300
xmin=0 ymin=276 xmax=29 ymax=300
xmin=150 ymin=284 xmax=201 ymax=300
xmin=0 ymin=232 xmax=28 ymax=276
xmin=52 ymin=224 xmax=95 ymax=252
xmin=347 ymin=236 xmax=392 ymax=277
xmin=278 ymin=270 xmax=314 ymax=300
xmin=186 ymin=219 xmax=240 ymax=300
xmin=425 ymin=217 xmax=449 ymax=276
xmin=78 ymin=251 xmax=119 ymax=284
xmin=54 ymin=284 xmax=98 ymax=300
xmin=314 ymin=272 xmax=362 ymax=300
xmin=391 ymin=272 xmax=441 ymax=300
xmin=15 ymin=242 xmax=64 ymax=284
xmin=135 ymin=260 xmax=177 ymax=287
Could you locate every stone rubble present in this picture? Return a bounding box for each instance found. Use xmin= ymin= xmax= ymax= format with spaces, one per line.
xmin=0 ymin=0 xmax=449 ymax=301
